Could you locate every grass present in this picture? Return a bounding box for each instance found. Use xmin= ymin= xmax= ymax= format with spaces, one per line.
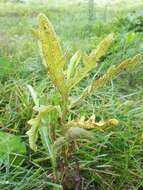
xmin=0 ymin=0 xmax=143 ymax=189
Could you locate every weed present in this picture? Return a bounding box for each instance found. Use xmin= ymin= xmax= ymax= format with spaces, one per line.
xmin=26 ymin=14 xmax=140 ymax=190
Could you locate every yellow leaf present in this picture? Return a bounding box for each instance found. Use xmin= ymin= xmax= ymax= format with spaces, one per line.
xmin=67 ymin=34 xmax=114 ymax=91
xmin=89 ymin=33 xmax=114 ymax=62
xmin=70 ymin=54 xmax=140 ymax=108
xmin=65 ymin=116 xmax=119 ymax=130
xmin=107 ymin=119 xmax=119 ymax=126
xmin=26 ymin=118 xmax=40 ymax=152
xmin=37 ymin=13 xmax=67 ymax=97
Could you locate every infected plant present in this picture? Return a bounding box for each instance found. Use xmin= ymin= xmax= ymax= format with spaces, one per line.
xmin=27 ymin=14 xmax=140 ymax=190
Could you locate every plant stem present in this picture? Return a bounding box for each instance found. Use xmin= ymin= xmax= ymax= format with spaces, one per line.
xmin=61 ymin=95 xmax=68 ymax=125
xmin=39 ymin=127 xmax=57 ymax=179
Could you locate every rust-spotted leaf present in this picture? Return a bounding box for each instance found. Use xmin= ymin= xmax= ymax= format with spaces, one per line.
xmin=37 ymin=14 xmax=67 ymax=97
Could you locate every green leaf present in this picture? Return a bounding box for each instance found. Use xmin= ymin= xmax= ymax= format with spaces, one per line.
xmin=66 ymin=127 xmax=93 ymax=140
xmin=66 ymin=50 xmax=82 ymax=80
xmin=27 ymin=85 xmax=39 ymax=106
xmin=0 ymin=131 xmax=26 ymax=164
xmin=27 ymin=118 xmax=40 ymax=152
xmin=27 ymin=105 xmax=60 ymax=152
xmin=53 ymin=128 xmax=93 ymax=154
xmin=54 ymin=137 xmax=67 ymax=151
xmin=125 ymin=32 xmax=135 ymax=45
xmin=39 ymin=126 xmax=53 ymax=158
xmin=0 ymin=57 xmax=14 ymax=79
xmin=39 ymin=126 xmax=57 ymax=177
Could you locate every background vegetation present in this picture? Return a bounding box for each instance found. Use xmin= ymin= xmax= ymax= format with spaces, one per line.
xmin=0 ymin=0 xmax=143 ymax=189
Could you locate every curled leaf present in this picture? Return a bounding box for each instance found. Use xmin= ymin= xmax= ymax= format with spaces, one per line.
xmin=65 ymin=116 xmax=119 ymax=130
xmin=26 ymin=105 xmax=60 ymax=151
xmin=26 ymin=118 xmax=40 ymax=151
xmin=107 ymin=119 xmax=119 ymax=126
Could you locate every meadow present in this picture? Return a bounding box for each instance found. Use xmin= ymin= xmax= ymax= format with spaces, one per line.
xmin=0 ymin=0 xmax=143 ymax=189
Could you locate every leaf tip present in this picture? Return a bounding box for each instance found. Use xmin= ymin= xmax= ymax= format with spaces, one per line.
xmin=108 ymin=119 xmax=119 ymax=126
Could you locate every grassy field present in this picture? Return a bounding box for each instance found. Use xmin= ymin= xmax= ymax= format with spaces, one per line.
xmin=0 ymin=0 xmax=143 ymax=190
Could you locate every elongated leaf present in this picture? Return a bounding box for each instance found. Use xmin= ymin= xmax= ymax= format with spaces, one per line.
xmin=27 ymin=118 xmax=40 ymax=151
xmin=67 ymin=50 xmax=82 ymax=80
xmin=70 ymin=54 xmax=140 ymax=108
xmin=33 ymin=105 xmax=61 ymax=113
xmin=38 ymin=14 xmax=64 ymax=69
xmin=67 ymin=34 xmax=114 ymax=91
xmin=65 ymin=116 xmax=119 ymax=129
xmin=27 ymin=85 xmax=39 ymax=106
xmin=66 ymin=127 xmax=93 ymax=140
xmin=39 ymin=126 xmax=57 ymax=177
xmin=39 ymin=126 xmax=54 ymax=159
xmin=89 ymin=33 xmax=114 ymax=61
xmin=37 ymin=14 xmax=67 ymax=96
